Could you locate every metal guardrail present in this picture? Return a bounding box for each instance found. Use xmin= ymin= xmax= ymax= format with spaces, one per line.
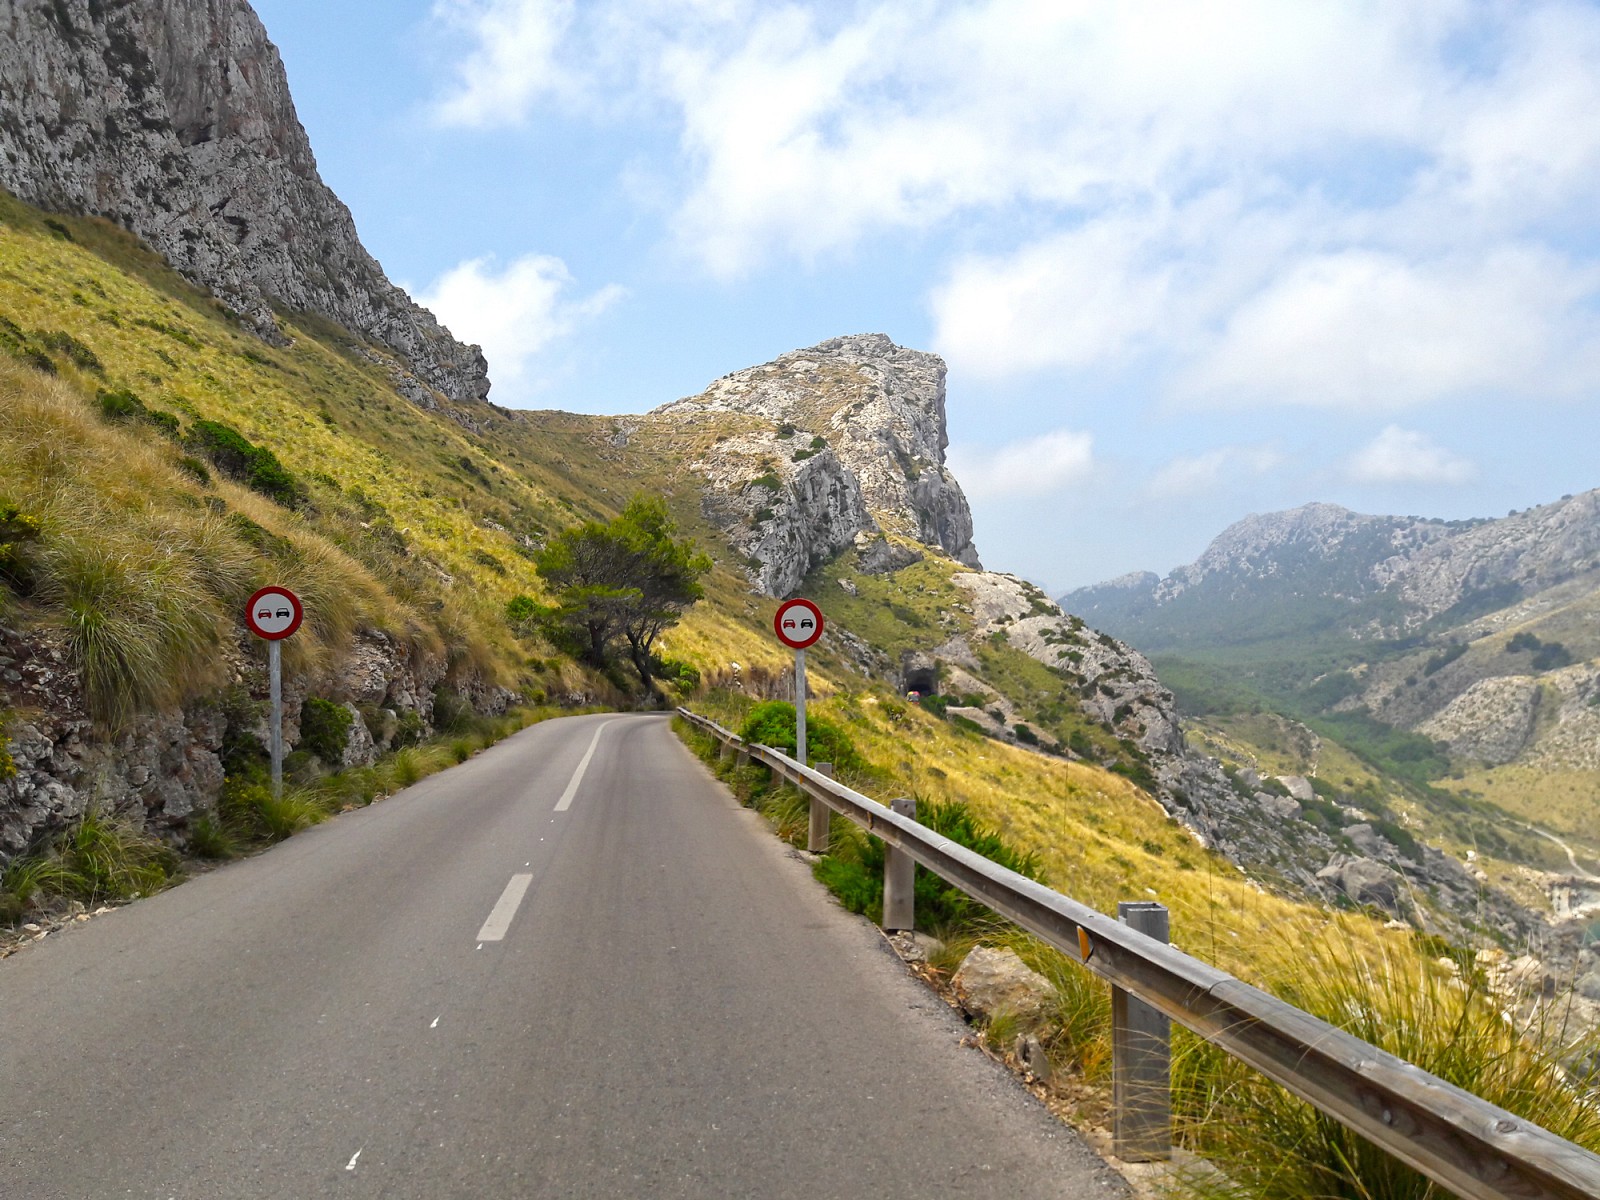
xmin=677 ymin=707 xmax=1600 ymax=1200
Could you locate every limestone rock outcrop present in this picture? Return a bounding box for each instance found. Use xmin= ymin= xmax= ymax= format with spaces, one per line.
xmin=653 ymin=334 xmax=980 ymax=595
xmin=1417 ymin=676 xmax=1542 ymax=765
xmin=0 ymin=0 xmax=489 ymax=407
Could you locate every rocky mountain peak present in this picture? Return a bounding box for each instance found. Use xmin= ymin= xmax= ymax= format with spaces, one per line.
xmin=0 ymin=0 xmax=488 ymax=408
xmin=651 ymin=333 xmax=981 ymax=595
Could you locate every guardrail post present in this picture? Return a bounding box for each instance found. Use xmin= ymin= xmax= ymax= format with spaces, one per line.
xmin=882 ymin=798 xmax=917 ymax=931
xmin=736 ymin=742 xmax=750 ymax=769
xmin=808 ymin=763 xmax=833 ymax=852
xmin=718 ymin=737 xmax=733 ymax=763
xmin=1113 ymin=901 xmax=1171 ymax=1162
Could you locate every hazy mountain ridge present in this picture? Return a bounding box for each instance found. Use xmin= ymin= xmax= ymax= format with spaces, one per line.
xmin=0 ymin=0 xmax=489 ymax=408
xmin=1068 ymin=493 xmax=1600 ymax=648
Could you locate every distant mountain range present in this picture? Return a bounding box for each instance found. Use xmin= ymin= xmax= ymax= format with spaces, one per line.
xmin=1067 ymin=494 xmax=1600 ymax=656
xmin=1067 ymin=492 xmax=1600 ymax=811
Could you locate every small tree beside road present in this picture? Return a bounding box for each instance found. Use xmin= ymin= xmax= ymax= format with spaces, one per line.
xmin=520 ymin=495 xmax=711 ymax=690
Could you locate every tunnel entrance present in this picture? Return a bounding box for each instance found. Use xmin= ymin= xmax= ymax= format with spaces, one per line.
xmin=903 ymin=666 xmax=939 ymax=696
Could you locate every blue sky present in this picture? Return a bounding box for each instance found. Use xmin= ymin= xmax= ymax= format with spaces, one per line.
xmin=251 ymin=0 xmax=1600 ymax=593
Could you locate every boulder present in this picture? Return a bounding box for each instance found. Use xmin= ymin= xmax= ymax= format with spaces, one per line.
xmin=1254 ymin=792 xmax=1302 ymax=821
xmin=1316 ymin=854 xmax=1403 ymax=910
xmin=952 ymin=946 xmax=1055 ymax=1031
xmin=1276 ymin=775 xmax=1316 ymax=803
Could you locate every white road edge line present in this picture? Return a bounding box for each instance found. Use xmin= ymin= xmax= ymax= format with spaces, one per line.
xmin=475 ymin=873 xmax=534 ymax=943
xmin=553 ymin=720 xmax=616 ymax=812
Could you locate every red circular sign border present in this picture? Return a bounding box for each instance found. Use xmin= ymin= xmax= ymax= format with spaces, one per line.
xmin=773 ymin=597 xmax=824 ymax=650
xmin=245 ymin=585 xmax=305 ymax=641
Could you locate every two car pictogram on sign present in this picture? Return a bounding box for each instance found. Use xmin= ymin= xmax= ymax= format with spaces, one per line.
xmin=245 ymin=586 xmax=303 ymax=641
xmin=773 ymin=597 xmax=824 ymax=650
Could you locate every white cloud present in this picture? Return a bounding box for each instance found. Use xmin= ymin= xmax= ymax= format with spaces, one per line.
xmin=416 ymin=255 xmax=625 ymax=405
xmin=930 ymin=217 xmax=1176 ymax=378
xmin=430 ymin=0 xmax=577 ymax=128
xmin=947 ymin=429 xmax=1095 ymax=499
xmin=424 ymin=0 xmax=1600 ymax=415
xmin=1147 ymin=444 xmax=1284 ymax=498
xmin=1181 ymin=246 xmax=1600 ymax=409
xmin=1346 ymin=426 xmax=1476 ymax=485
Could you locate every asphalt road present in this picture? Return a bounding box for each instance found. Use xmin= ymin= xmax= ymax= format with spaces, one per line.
xmin=0 ymin=713 xmax=1128 ymax=1199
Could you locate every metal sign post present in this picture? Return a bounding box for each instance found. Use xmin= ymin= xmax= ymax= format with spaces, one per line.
xmin=245 ymin=586 xmax=305 ymax=800
xmin=794 ymin=647 xmax=807 ymax=767
xmin=269 ymin=639 xmax=283 ymax=799
xmin=773 ymin=597 xmax=825 ymax=767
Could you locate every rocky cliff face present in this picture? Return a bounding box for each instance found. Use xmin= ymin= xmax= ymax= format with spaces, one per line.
xmin=0 ymin=0 xmax=488 ymax=407
xmin=0 ymin=615 xmax=491 ymax=860
xmin=652 ymin=334 xmax=981 ymax=596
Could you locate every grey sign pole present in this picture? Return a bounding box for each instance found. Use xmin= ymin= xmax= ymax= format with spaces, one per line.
xmin=269 ymin=638 xmax=284 ymax=800
xmin=794 ymin=647 xmax=807 ymax=767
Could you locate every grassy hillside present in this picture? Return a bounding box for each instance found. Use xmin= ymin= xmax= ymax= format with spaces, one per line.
xmin=0 ymin=189 xmax=806 ymax=714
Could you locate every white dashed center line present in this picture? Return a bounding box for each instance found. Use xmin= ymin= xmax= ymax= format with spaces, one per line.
xmin=475 ymin=873 xmax=534 ymax=943
xmin=553 ymin=720 xmax=615 ymax=812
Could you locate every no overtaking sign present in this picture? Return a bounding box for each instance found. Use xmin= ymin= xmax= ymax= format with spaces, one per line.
xmin=246 ymin=586 xmax=303 ymax=641
xmin=773 ymin=597 xmax=823 ymax=649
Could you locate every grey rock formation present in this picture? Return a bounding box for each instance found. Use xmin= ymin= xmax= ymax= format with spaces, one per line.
xmin=689 ymin=432 xmax=877 ymax=598
xmin=0 ymin=618 xmax=453 ymax=865
xmin=0 ymin=0 xmax=489 ymax=407
xmin=1316 ymin=854 xmax=1403 ymax=910
xmin=653 ymin=334 xmax=980 ymax=594
xmin=952 ymin=571 xmax=1183 ymax=757
xmin=1417 ymin=676 xmax=1541 ymax=764
xmin=951 ymin=946 xmax=1055 ymax=1031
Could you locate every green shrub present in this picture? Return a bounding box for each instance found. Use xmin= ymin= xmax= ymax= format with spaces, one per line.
xmin=391 ymin=708 xmax=425 ymax=749
xmin=186 ymin=814 xmax=237 ymax=860
xmin=46 ymin=537 xmax=219 ymax=729
xmin=470 ymin=548 xmax=507 ymax=575
xmin=96 ymin=386 xmax=147 ymax=421
xmin=815 ymin=797 xmax=1041 ymax=931
xmin=654 ymin=657 xmax=701 ymax=690
xmin=0 ymin=501 xmax=42 ymax=593
xmin=298 ymin=696 xmax=353 ymax=763
xmin=738 ymin=700 xmax=864 ymax=770
xmin=6 ymin=811 xmax=179 ymax=909
xmin=42 ymin=218 xmax=73 ymax=241
xmin=39 ymin=330 xmax=102 ymax=373
xmin=185 ymin=419 xmax=303 ymax=506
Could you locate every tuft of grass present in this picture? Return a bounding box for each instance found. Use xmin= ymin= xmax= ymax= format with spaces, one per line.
xmin=221 ymin=781 xmax=333 ymax=842
xmin=2 ymin=810 xmax=179 ymax=912
xmin=185 ymin=814 xmax=238 ymax=860
xmin=1169 ymin=926 xmax=1600 ymax=1198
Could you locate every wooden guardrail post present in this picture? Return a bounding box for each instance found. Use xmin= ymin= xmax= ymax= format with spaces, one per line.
xmin=808 ymin=763 xmax=833 ymax=852
xmin=1113 ymin=901 xmax=1171 ymax=1162
xmin=882 ymin=798 xmax=917 ymax=930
